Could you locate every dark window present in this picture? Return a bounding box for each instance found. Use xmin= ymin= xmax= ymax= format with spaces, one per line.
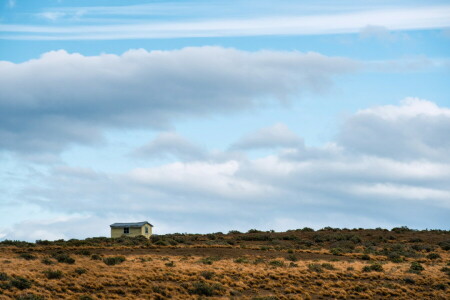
xmin=145 ymin=227 xmax=149 ymax=234
xmin=124 ymin=227 xmax=129 ymax=234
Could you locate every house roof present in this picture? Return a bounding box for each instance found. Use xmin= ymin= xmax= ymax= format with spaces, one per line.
xmin=110 ymin=221 xmax=153 ymax=228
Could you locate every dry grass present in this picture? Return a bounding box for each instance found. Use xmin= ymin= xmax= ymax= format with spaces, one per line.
xmin=0 ymin=229 xmax=449 ymax=299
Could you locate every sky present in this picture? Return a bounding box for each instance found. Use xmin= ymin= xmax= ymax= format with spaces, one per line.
xmin=0 ymin=0 xmax=449 ymax=241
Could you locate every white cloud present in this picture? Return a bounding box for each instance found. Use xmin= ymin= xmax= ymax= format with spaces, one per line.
xmin=230 ymin=123 xmax=303 ymax=150
xmin=2 ymin=5 xmax=450 ymax=40
xmin=4 ymin=98 xmax=449 ymax=241
xmin=0 ymin=47 xmax=357 ymax=154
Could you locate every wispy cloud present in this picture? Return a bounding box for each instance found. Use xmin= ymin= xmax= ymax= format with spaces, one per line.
xmin=1 ymin=5 xmax=450 ymax=40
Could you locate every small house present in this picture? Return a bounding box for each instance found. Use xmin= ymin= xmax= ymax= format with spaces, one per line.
xmin=110 ymin=221 xmax=153 ymax=239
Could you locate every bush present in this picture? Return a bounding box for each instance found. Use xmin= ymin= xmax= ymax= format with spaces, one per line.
xmin=321 ymin=263 xmax=335 ymax=270
xmin=228 ymin=230 xmax=241 ymax=234
xmin=362 ymin=263 xmax=383 ymax=272
xmin=165 ymin=261 xmax=175 ymax=267
xmin=10 ymin=277 xmax=32 ymax=290
xmin=0 ymin=272 xmax=8 ymax=281
xmin=103 ymin=256 xmax=126 ymax=266
xmin=52 ymin=253 xmax=75 ymax=264
xmin=408 ymin=262 xmax=424 ymax=273
xmin=438 ymin=240 xmax=450 ymax=251
xmin=234 ymin=257 xmax=249 ymax=264
xmin=286 ymin=254 xmax=298 ymax=262
xmin=190 ymin=282 xmax=224 ymax=296
xmin=200 ymin=271 xmax=215 ymax=280
xmin=43 ymin=270 xmax=63 ymax=279
xmin=330 ymin=248 xmax=343 ymax=256
xmin=426 ymin=253 xmax=441 ymax=260
xmin=15 ymin=294 xmax=45 ymax=300
xmin=308 ymin=263 xmax=323 ymax=273
xmin=91 ymin=254 xmax=102 ymax=260
xmin=247 ymin=229 xmax=262 ymax=233
xmin=74 ymin=268 xmax=87 ymax=275
xmin=198 ymin=256 xmax=220 ymax=265
xmin=268 ymin=260 xmax=284 ymax=267
xmin=40 ymin=257 xmax=53 ymax=265
xmin=18 ymin=253 xmax=36 ymax=261
xmin=78 ymin=296 xmax=93 ymax=300
xmin=440 ymin=267 xmax=450 ymax=276
xmin=361 ymin=254 xmax=371 ymax=260
xmin=75 ymin=250 xmax=91 ymax=256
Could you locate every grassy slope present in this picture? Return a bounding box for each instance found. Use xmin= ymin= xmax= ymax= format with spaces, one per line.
xmin=0 ymin=227 xmax=449 ymax=299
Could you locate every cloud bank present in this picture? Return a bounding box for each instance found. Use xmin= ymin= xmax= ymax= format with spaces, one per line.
xmin=3 ymin=98 xmax=449 ymax=241
xmin=0 ymin=47 xmax=357 ymax=154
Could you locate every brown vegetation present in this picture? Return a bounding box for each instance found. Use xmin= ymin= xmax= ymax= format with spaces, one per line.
xmin=0 ymin=227 xmax=449 ymax=299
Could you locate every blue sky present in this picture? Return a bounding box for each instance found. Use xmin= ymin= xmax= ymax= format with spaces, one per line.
xmin=0 ymin=0 xmax=449 ymax=241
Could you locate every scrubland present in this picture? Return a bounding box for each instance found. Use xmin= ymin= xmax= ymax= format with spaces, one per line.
xmin=0 ymin=227 xmax=449 ymax=299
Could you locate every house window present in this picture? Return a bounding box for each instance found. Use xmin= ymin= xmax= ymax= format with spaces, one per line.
xmin=124 ymin=227 xmax=129 ymax=234
xmin=145 ymin=227 xmax=149 ymax=234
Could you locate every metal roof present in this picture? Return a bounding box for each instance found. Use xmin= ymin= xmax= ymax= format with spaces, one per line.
xmin=110 ymin=221 xmax=153 ymax=228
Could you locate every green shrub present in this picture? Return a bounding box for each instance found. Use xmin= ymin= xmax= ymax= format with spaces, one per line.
xmin=78 ymin=296 xmax=93 ymax=300
xmin=330 ymin=248 xmax=343 ymax=256
xmin=200 ymin=271 xmax=215 ymax=280
xmin=103 ymin=256 xmax=126 ymax=266
xmin=52 ymin=253 xmax=75 ymax=264
xmin=10 ymin=277 xmax=32 ymax=290
xmin=198 ymin=256 xmax=220 ymax=265
xmin=74 ymin=268 xmax=87 ymax=275
xmin=408 ymin=262 xmax=424 ymax=273
xmin=438 ymin=240 xmax=450 ymax=251
xmin=247 ymin=229 xmax=262 ymax=233
xmin=234 ymin=257 xmax=249 ymax=264
xmin=321 ymin=263 xmax=335 ymax=270
xmin=18 ymin=253 xmax=36 ymax=261
xmin=286 ymin=254 xmax=297 ymax=262
xmin=0 ymin=272 xmax=8 ymax=281
xmin=308 ymin=263 xmax=323 ymax=273
xmin=190 ymin=281 xmax=224 ymax=296
xmin=440 ymin=267 xmax=450 ymax=276
xmin=41 ymin=258 xmax=54 ymax=265
xmin=90 ymin=254 xmax=102 ymax=260
xmin=165 ymin=261 xmax=175 ymax=267
xmin=75 ymin=250 xmax=91 ymax=256
xmin=43 ymin=270 xmax=63 ymax=280
xmin=361 ymin=254 xmax=370 ymax=260
xmin=228 ymin=230 xmax=241 ymax=234
xmin=268 ymin=260 xmax=284 ymax=267
xmin=426 ymin=253 xmax=441 ymax=260
xmin=362 ymin=263 xmax=383 ymax=272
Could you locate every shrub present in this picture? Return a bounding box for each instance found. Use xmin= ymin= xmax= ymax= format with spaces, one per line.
xmin=247 ymin=229 xmax=262 ymax=233
xmin=52 ymin=253 xmax=75 ymax=264
xmin=91 ymin=254 xmax=102 ymax=260
xmin=408 ymin=262 xmax=424 ymax=273
xmin=440 ymin=267 xmax=450 ymax=276
xmin=362 ymin=263 xmax=383 ymax=272
xmin=330 ymin=248 xmax=343 ymax=256
xmin=433 ymin=284 xmax=447 ymax=291
xmin=426 ymin=253 xmax=441 ymax=260
xmin=200 ymin=271 xmax=215 ymax=280
xmin=308 ymin=263 xmax=323 ymax=273
xmin=0 ymin=272 xmax=8 ymax=281
xmin=190 ymin=281 xmax=224 ymax=296
xmin=361 ymin=254 xmax=370 ymax=260
xmin=10 ymin=277 xmax=32 ymax=290
xmin=228 ymin=230 xmax=241 ymax=234
xmin=286 ymin=254 xmax=297 ymax=262
xmin=18 ymin=253 xmax=36 ymax=261
xmin=74 ymin=268 xmax=87 ymax=275
xmin=234 ymin=257 xmax=249 ymax=264
xmin=404 ymin=278 xmax=415 ymax=284
xmin=268 ymin=260 xmax=284 ymax=267
xmin=438 ymin=240 xmax=450 ymax=251
xmin=165 ymin=261 xmax=175 ymax=267
xmin=78 ymin=296 xmax=93 ymax=300
xmin=15 ymin=294 xmax=45 ymax=300
xmin=75 ymin=250 xmax=91 ymax=256
xmin=301 ymin=227 xmax=315 ymax=232
xmin=41 ymin=258 xmax=54 ymax=265
xmin=198 ymin=256 xmax=220 ymax=265
xmin=43 ymin=270 xmax=63 ymax=280
xmin=103 ymin=256 xmax=126 ymax=266
xmin=321 ymin=263 xmax=335 ymax=270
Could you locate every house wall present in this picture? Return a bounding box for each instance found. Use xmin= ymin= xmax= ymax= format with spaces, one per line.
xmin=111 ymin=225 xmax=153 ymax=239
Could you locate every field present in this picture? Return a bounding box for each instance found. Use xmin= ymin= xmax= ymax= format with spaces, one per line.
xmin=0 ymin=227 xmax=449 ymax=299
